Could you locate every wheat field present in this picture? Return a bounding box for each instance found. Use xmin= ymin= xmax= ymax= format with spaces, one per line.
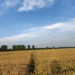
xmin=0 ymin=48 xmax=75 ymax=75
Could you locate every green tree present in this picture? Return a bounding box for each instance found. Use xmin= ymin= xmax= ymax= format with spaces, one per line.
xmin=0 ymin=48 xmax=2 ymax=51
xmin=1 ymin=45 xmax=7 ymax=51
xmin=53 ymin=46 xmax=55 ymax=49
xmin=8 ymin=48 xmax=12 ymax=51
xmin=21 ymin=45 xmax=25 ymax=50
xmin=13 ymin=45 xmax=25 ymax=50
xmin=28 ymin=45 xmax=30 ymax=50
xmin=32 ymin=45 xmax=35 ymax=49
xmin=17 ymin=45 xmax=21 ymax=50
xmin=13 ymin=45 xmax=17 ymax=50
xmin=46 ymin=47 xmax=48 ymax=49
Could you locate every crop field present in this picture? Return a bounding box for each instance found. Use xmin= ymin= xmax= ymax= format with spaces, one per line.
xmin=0 ymin=48 xmax=75 ymax=75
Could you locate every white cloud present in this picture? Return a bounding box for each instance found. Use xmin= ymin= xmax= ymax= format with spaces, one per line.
xmin=0 ymin=0 xmax=21 ymax=16
xmin=1 ymin=0 xmax=21 ymax=9
xmin=0 ymin=18 xmax=75 ymax=48
xmin=0 ymin=0 xmax=55 ymax=12
xmin=0 ymin=0 xmax=55 ymax=16
xmin=0 ymin=18 xmax=75 ymax=42
xmin=0 ymin=34 xmax=37 ymax=42
xmin=25 ymin=18 xmax=75 ymax=34
xmin=18 ymin=0 xmax=55 ymax=12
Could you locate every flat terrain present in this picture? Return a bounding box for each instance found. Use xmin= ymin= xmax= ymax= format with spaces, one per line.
xmin=0 ymin=48 xmax=75 ymax=75
xmin=0 ymin=48 xmax=75 ymax=63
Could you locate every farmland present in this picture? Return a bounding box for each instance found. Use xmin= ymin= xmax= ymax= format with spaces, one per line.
xmin=0 ymin=48 xmax=75 ymax=75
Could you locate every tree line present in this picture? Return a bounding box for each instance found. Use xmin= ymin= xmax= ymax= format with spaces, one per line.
xmin=0 ymin=45 xmax=75 ymax=52
xmin=0 ymin=45 xmax=35 ymax=51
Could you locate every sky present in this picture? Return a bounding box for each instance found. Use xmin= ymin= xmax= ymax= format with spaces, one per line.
xmin=0 ymin=0 xmax=75 ymax=49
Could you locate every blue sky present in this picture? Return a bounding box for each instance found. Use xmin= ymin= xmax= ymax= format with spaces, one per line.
xmin=0 ymin=0 xmax=75 ymax=48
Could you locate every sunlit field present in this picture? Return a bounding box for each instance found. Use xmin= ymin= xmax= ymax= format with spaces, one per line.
xmin=0 ymin=48 xmax=75 ymax=75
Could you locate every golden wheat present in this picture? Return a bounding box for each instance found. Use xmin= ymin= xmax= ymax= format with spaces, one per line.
xmin=0 ymin=48 xmax=75 ymax=75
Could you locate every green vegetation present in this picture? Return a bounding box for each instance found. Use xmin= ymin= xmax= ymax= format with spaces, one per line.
xmin=0 ymin=45 xmax=7 ymax=51
xmin=28 ymin=45 xmax=30 ymax=50
xmin=32 ymin=45 xmax=35 ymax=49
xmin=0 ymin=44 xmax=75 ymax=52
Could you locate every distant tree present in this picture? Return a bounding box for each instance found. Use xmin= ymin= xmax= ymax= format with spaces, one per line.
xmin=21 ymin=45 xmax=25 ymax=50
xmin=59 ymin=47 xmax=61 ymax=49
xmin=28 ymin=45 xmax=30 ymax=50
xmin=13 ymin=45 xmax=25 ymax=50
xmin=13 ymin=45 xmax=17 ymax=50
xmin=53 ymin=46 xmax=55 ymax=49
xmin=70 ymin=46 xmax=72 ymax=48
xmin=1 ymin=45 xmax=7 ymax=51
xmin=17 ymin=45 xmax=21 ymax=50
xmin=0 ymin=48 xmax=2 ymax=51
xmin=46 ymin=47 xmax=48 ymax=49
xmin=32 ymin=45 xmax=35 ymax=49
xmin=8 ymin=48 xmax=12 ymax=51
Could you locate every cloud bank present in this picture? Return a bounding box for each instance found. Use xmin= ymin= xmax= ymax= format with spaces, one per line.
xmin=26 ymin=18 xmax=75 ymax=34
xmin=0 ymin=18 xmax=75 ymax=48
